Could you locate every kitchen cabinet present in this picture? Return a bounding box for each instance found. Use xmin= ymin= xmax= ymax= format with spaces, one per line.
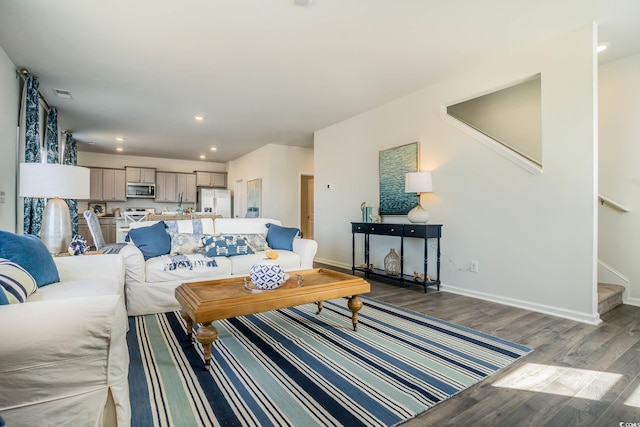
xmin=126 ymin=167 xmax=156 ymax=184
xmin=155 ymin=172 xmax=177 ymax=202
xmin=89 ymin=168 xmax=103 ymax=200
xmin=102 ymin=169 xmax=126 ymax=201
xmin=88 ymin=168 xmax=126 ymax=202
xmin=177 ymin=173 xmax=197 ymax=203
xmin=195 ymin=171 xmax=226 ymax=188
xmin=78 ymin=217 xmax=117 ymax=247
xmin=157 ymin=172 xmax=196 ymax=203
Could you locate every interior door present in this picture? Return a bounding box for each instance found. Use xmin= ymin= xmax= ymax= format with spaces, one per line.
xmin=300 ymin=175 xmax=314 ymax=239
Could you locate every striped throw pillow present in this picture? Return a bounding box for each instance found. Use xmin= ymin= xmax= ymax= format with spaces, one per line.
xmin=0 ymin=258 xmax=37 ymax=304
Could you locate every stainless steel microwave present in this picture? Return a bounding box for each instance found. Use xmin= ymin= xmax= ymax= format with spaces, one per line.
xmin=126 ymin=183 xmax=155 ymax=198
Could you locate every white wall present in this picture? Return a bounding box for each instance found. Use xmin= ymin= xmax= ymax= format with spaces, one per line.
xmin=78 ymin=151 xmax=226 ymax=173
xmin=0 ymin=46 xmax=19 ymax=232
xmin=599 ymin=52 xmax=640 ymax=306
xmin=315 ymin=24 xmax=599 ymax=323
xmin=227 ymin=143 xmax=313 ymax=227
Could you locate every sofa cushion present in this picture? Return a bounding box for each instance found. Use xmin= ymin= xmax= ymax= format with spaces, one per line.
xmin=169 ymin=233 xmax=207 ymax=255
xmin=203 ymin=235 xmax=255 ymax=257
xmin=0 ymin=230 xmax=60 ymax=287
xmin=127 ymin=221 xmax=171 ymax=260
xmin=0 ymin=259 xmax=37 ymax=304
xmin=265 ymin=223 xmax=301 ymax=251
xmin=27 ymin=278 xmax=121 ymax=302
xmin=145 ymin=254 xmax=232 ymax=283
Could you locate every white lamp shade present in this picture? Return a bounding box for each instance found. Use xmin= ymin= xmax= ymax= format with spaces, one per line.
xmin=20 ymin=163 xmax=90 ymax=199
xmin=405 ymin=171 xmax=433 ymax=194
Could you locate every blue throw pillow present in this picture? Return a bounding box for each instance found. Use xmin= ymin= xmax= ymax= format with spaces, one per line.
xmin=265 ymin=223 xmax=300 ymax=251
xmin=127 ymin=221 xmax=171 ymax=260
xmin=0 ymin=230 xmax=60 ymax=287
xmin=203 ymin=235 xmax=255 ymax=257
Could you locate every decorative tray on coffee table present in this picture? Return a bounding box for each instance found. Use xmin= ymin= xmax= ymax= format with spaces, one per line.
xmin=243 ymin=274 xmax=305 ymax=293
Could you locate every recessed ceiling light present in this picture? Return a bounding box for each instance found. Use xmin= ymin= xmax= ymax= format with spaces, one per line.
xmin=597 ymin=43 xmax=609 ymax=53
xmin=116 ymin=147 xmax=123 ymax=152
xmin=194 ymin=116 xmax=204 ymax=121
xmin=210 ymin=146 xmax=217 ymax=151
xmin=199 ymin=154 xmax=206 ymax=159
xmin=294 ymin=0 xmax=313 ymax=5
xmin=116 ymin=137 xmax=124 ymax=142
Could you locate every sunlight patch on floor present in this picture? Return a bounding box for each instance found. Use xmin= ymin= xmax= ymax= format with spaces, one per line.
xmin=624 ymin=383 xmax=640 ymax=407
xmin=493 ymin=363 xmax=622 ymax=400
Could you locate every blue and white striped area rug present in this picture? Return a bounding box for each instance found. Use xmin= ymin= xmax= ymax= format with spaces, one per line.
xmin=127 ymin=297 xmax=531 ymax=426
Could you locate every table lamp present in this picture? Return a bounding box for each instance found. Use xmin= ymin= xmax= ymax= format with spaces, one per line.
xmin=20 ymin=163 xmax=90 ymax=254
xmin=405 ymin=171 xmax=433 ymax=223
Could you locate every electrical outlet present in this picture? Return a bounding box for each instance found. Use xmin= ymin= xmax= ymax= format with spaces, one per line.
xmin=470 ymin=260 xmax=479 ymax=273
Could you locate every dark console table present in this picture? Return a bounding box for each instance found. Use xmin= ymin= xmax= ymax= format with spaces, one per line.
xmin=351 ymin=222 xmax=442 ymax=292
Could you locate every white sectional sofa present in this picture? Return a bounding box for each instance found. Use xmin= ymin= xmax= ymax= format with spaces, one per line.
xmin=120 ymin=217 xmax=318 ymax=316
xmin=0 ymin=254 xmax=130 ymax=427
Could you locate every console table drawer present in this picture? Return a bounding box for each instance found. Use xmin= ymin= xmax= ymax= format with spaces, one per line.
xmin=404 ymin=224 xmax=442 ymax=238
xmin=351 ymin=223 xmax=402 ymax=235
xmin=367 ymin=224 xmax=402 ymax=236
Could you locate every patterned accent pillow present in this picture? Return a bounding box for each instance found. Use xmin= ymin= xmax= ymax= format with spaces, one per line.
xmin=239 ymin=233 xmax=269 ymax=252
xmin=0 ymin=258 xmax=37 ymax=304
xmin=203 ymin=235 xmax=255 ymax=257
xmin=169 ymin=233 xmax=208 ymax=255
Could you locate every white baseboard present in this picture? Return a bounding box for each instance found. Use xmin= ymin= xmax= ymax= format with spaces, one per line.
xmin=439 ymin=283 xmax=601 ymax=325
xmin=314 ymin=259 xmax=602 ymax=324
xmin=625 ymin=297 xmax=640 ymax=307
xmin=314 ymin=258 xmax=351 ymax=270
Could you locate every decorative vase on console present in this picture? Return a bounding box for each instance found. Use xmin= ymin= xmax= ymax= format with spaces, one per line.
xmin=384 ymin=248 xmax=401 ymax=276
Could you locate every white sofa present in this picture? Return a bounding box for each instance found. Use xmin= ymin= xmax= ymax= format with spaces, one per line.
xmin=0 ymin=254 xmax=130 ymax=427
xmin=121 ymin=217 xmax=318 ymax=316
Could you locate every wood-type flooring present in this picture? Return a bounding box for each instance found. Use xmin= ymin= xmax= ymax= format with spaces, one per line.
xmin=328 ymin=267 xmax=640 ymax=427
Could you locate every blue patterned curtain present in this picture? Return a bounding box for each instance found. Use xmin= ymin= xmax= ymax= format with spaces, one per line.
xmin=63 ymin=132 xmax=79 ymax=235
xmin=45 ymin=107 xmax=59 ymax=163
xmin=23 ymin=75 xmax=44 ymax=236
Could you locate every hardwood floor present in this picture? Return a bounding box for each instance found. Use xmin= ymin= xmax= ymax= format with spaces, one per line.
xmin=321 ymin=266 xmax=640 ymax=427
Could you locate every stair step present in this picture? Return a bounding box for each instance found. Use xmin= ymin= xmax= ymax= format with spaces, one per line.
xmin=598 ymin=283 xmax=625 ymax=315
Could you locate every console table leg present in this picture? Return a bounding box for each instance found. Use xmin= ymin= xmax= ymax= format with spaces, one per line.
xmin=196 ymin=321 xmax=218 ymax=370
xmin=316 ymin=301 xmax=323 ymax=315
xmin=180 ymin=309 xmax=194 ymax=342
xmin=348 ymin=295 xmax=363 ymax=331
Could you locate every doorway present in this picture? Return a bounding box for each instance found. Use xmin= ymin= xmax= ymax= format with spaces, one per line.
xmin=300 ymin=175 xmax=314 ymax=239
xmin=234 ymin=179 xmax=245 ymax=218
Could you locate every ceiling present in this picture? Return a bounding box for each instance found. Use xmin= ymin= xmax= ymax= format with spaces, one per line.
xmin=1 ymin=0 xmax=639 ymax=163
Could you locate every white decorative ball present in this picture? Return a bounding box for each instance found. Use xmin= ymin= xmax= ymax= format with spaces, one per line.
xmin=249 ymin=261 xmax=286 ymax=289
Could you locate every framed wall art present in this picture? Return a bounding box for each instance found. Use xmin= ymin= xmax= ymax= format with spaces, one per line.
xmin=88 ymin=202 xmax=107 ymax=217
xmin=379 ymin=142 xmax=419 ymax=215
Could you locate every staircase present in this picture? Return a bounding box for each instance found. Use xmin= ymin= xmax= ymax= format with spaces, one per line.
xmin=598 ymin=283 xmax=625 ymax=315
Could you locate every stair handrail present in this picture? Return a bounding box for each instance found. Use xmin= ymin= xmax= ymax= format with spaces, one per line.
xmin=598 ymin=194 xmax=630 ymax=212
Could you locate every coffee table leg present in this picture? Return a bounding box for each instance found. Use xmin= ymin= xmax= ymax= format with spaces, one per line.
xmin=316 ymin=301 xmax=323 ymax=314
xmin=180 ymin=309 xmax=194 ymax=342
xmin=196 ymin=321 xmax=218 ymax=370
xmin=348 ymin=295 xmax=363 ymax=331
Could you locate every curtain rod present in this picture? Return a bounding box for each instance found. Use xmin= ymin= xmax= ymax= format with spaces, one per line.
xmin=16 ymin=68 xmax=50 ymax=110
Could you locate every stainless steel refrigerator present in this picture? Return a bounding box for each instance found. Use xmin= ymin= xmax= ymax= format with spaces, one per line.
xmin=197 ymin=188 xmax=231 ymax=217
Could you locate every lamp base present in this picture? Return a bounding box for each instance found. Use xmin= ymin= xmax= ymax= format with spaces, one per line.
xmin=407 ymin=203 xmax=430 ymax=223
xmin=41 ymin=197 xmax=72 ymax=255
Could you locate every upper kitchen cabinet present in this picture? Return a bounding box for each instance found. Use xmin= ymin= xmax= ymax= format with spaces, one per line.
xmin=88 ymin=168 xmax=126 ymax=201
xmin=195 ymin=171 xmax=226 ymax=188
xmin=126 ymin=167 xmax=156 ymax=184
xmin=157 ymin=172 xmax=197 ymax=203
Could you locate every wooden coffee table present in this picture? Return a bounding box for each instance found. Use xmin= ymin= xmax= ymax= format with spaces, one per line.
xmin=175 ymin=268 xmax=371 ymax=369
